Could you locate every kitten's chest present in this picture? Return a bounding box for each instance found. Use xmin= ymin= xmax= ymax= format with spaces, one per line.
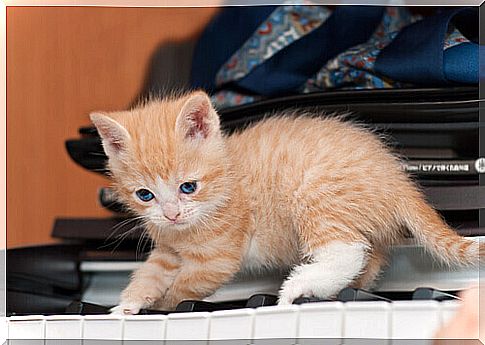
xmin=240 ymin=237 xmax=268 ymax=272
xmin=240 ymin=224 xmax=300 ymax=273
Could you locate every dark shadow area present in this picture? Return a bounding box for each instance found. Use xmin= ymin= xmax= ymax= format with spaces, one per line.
xmin=132 ymin=39 xmax=196 ymax=107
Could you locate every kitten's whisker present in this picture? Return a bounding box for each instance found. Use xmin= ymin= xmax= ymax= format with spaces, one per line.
xmin=105 ymin=216 xmax=145 ymax=242
xmin=108 ymin=221 xmax=143 ymax=242
xmin=88 ymin=152 xmax=107 ymax=157
xmin=107 ymin=224 xmax=145 ymax=254
xmin=99 ymin=224 xmax=143 ymax=255
xmin=100 ymin=216 xmax=148 ymax=253
xmin=113 ymin=222 xmax=144 ymax=242
xmin=133 ymin=217 xmax=151 ymax=260
xmin=135 ymin=226 xmax=152 ymax=261
xmin=106 ymin=218 xmax=136 ymax=238
xmin=140 ymin=234 xmax=152 ymax=260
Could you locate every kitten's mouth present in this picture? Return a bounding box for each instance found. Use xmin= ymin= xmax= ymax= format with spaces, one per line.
xmin=150 ymin=217 xmax=191 ymax=230
xmin=163 ymin=219 xmax=189 ymax=228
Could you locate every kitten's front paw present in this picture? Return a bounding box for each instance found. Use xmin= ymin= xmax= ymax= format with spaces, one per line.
xmin=110 ymin=303 xmax=142 ymax=315
xmin=110 ymin=296 xmax=155 ymax=315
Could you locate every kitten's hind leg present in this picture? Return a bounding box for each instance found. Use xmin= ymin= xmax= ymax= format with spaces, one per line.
xmin=350 ymin=246 xmax=387 ymax=290
xmin=278 ymin=240 xmax=370 ymax=305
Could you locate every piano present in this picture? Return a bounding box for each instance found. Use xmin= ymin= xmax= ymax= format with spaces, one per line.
xmin=4 ymin=299 xmax=468 ymax=343
xmin=6 ymin=224 xmax=483 ymax=343
xmin=4 ymin=279 xmax=477 ymax=343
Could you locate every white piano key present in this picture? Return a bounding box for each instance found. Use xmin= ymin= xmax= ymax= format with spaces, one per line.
xmin=253 ymin=305 xmax=299 ymax=345
xmin=45 ymin=315 xmax=83 ymax=338
xmin=298 ymin=301 xmax=344 ymax=345
xmin=165 ymin=312 xmax=210 ymax=344
xmin=8 ymin=315 xmax=45 ymax=338
xmin=439 ymin=300 xmax=460 ymax=327
xmin=0 ymin=317 xmax=7 ymax=344
xmin=123 ymin=314 xmax=166 ymax=340
xmin=8 ymin=315 xmax=45 ymax=345
xmin=391 ymin=300 xmax=441 ymax=341
xmin=45 ymin=315 xmax=83 ymax=345
xmin=436 ymin=300 xmax=470 ymax=341
xmin=83 ymin=314 xmax=123 ymax=345
xmin=209 ymin=308 xmax=255 ymax=343
xmin=344 ymin=301 xmax=391 ymax=342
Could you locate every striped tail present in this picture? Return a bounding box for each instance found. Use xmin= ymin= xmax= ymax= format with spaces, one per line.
xmin=398 ymin=189 xmax=482 ymax=267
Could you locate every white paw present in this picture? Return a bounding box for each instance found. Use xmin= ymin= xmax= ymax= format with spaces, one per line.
xmin=110 ymin=305 xmax=139 ymax=315
xmin=110 ymin=303 xmax=142 ymax=315
xmin=277 ymin=242 xmax=369 ymax=305
xmin=110 ymin=296 xmax=155 ymax=315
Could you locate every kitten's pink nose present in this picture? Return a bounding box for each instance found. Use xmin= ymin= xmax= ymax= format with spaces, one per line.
xmin=163 ymin=203 xmax=180 ymax=221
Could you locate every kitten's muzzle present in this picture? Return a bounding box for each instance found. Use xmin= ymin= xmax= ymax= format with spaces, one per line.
xmin=162 ymin=203 xmax=181 ymax=222
xmin=164 ymin=214 xmax=180 ymax=222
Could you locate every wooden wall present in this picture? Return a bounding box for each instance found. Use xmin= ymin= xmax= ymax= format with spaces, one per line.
xmin=7 ymin=6 xmax=218 ymax=247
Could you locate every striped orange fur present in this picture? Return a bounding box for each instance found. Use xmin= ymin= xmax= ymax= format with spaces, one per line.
xmin=91 ymin=91 xmax=482 ymax=313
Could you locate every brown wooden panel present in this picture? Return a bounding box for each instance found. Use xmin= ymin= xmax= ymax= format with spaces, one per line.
xmin=7 ymin=6 xmax=218 ymax=247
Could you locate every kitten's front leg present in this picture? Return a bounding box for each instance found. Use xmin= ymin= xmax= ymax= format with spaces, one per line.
xmin=157 ymin=250 xmax=241 ymax=310
xmin=111 ymin=247 xmax=181 ymax=314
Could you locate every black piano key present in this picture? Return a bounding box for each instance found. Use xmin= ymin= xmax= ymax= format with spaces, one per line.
xmin=138 ymin=308 xmax=173 ymax=315
xmin=66 ymin=301 xmax=171 ymax=315
xmin=374 ymin=291 xmax=414 ymax=301
xmin=245 ymin=294 xmax=279 ymax=308
xmin=292 ymin=297 xmax=331 ymax=305
xmin=337 ymin=288 xmax=391 ymax=302
xmin=175 ymin=300 xmax=242 ymax=312
xmin=65 ymin=301 xmax=111 ymax=315
xmin=412 ymin=288 xmax=460 ymax=301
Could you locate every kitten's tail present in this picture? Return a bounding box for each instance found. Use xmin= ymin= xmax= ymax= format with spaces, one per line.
xmin=398 ymin=188 xmax=482 ymax=267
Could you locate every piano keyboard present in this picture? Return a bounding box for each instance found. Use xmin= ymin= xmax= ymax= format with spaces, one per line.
xmin=81 ymin=238 xmax=483 ymax=306
xmin=8 ymin=239 xmax=483 ymax=343
xmin=7 ymin=298 xmax=465 ymax=343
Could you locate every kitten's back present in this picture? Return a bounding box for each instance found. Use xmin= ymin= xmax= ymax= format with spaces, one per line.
xmin=226 ymin=114 xmax=481 ymax=266
xmin=226 ymin=114 xmax=404 ymax=214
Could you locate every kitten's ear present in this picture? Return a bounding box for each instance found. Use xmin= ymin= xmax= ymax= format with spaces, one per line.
xmin=175 ymin=92 xmax=220 ymax=140
xmin=90 ymin=112 xmax=131 ymax=157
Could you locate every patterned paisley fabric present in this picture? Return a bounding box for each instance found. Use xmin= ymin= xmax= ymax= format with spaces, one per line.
xmin=215 ymin=5 xmax=332 ymax=86
xmin=189 ymin=6 xmax=479 ymax=108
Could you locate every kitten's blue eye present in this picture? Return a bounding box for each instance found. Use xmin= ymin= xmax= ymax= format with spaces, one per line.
xmin=136 ymin=189 xmax=155 ymax=202
xmin=180 ymin=181 xmax=197 ymax=194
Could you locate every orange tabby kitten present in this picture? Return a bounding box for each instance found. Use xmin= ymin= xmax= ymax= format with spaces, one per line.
xmin=91 ymin=91 xmax=482 ymax=314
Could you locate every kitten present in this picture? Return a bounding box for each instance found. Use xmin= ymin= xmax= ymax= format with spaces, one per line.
xmin=91 ymin=91 xmax=482 ymax=314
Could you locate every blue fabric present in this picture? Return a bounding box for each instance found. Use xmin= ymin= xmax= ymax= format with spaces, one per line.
xmin=304 ymin=7 xmax=418 ymax=93
xmin=190 ymin=6 xmax=481 ymax=108
xmin=214 ymin=6 xmax=333 ymax=89
xmin=230 ymin=6 xmax=385 ymax=97
xmin=444 ymin=43 xmax=479 ymax=83
xmin=481 ymin=48 xmax=485 ymax=82
xmin=189 ymin=6 xmax=277 ymax=93
xmin=375 ymin=8 xmax=477 ymax=85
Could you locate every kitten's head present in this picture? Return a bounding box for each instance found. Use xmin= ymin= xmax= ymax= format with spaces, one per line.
xmin=90 ymin=91 xmax=232 ymax=231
